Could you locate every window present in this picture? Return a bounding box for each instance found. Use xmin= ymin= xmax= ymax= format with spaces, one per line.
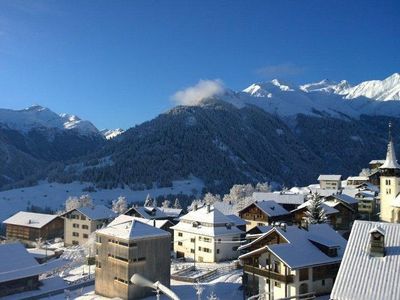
xmin=322 ymin=279 xmax=325 ymax=286
xmin=299 ymin=268 xmax=309 ymax=281
xmin=82 ymin=225 xmax=89 ymax=230
xmin=83 ymin=234 xmax=89 ymax=239
xmin=190 ymin=238 xmax=195 ymax=243
xmin=96 ymin=236 xmax=102 ymax=243
xmin=73 ymin=232 xmax=79 ymax=237
xmin=178 ymin=232 xmax=183 ymax=237
xmin=178 ymin=241 xmax=183 ymax=246
xmin=72 ymin=240 xmax=79 ymax=245
xmin=73 ymin=223 xmax=79 ymax=228
xmin=217 ymin=249 xmax=220 ymax=254
xmin=203 ymin=237 xmax=211 ymax=243
xmin=203 ymin=248 xmax=211 ymax=253
xmin=190 ymin=249 xmax=195 ymax=253
xmin=81 ymin=215 xmax=86 ymax=221
xmin=273 ymin=261 xmax=280 ymax=273
xmin=274 ymin=281 xmax=281 ymax=288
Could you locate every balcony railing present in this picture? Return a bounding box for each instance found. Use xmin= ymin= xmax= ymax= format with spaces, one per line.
xmin=243 ymin=264 xmax=294 ymax=284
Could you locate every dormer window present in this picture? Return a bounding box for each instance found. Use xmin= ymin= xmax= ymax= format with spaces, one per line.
xmin=192 ymin=221 xmax=200 ymax=228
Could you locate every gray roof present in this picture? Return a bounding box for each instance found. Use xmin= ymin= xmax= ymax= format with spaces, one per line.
xmin=126 ymin=206 xmax=168 ymax=219
xmin=250 ymin=200 xmax=290 ymax=217
xmin=76 ymin=205 xmax=116 ymax=220
xmin=318 ymin=174 xmax=342 ymax=181
xmin=331 ymin=221 xmax=400 ymax=300
xmin=253 ymin=192 xmax=305 ymax=205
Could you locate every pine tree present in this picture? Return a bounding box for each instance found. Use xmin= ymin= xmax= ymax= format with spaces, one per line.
xmin=173 ymin=198 xmax=181 ymax=209
xmin=305 ymin=193 xmax=327 ymax=224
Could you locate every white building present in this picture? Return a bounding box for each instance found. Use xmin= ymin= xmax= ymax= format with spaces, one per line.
xmin=331 ymin=220 xmax=400 ymax=300
xmin=379 ymin=123 xmax=400 ymax=223
xmin=239 ymin=224 xmax=347 ymax=300
xmin=171 ymin=204 xmax=244 ymax=262
xmin=62 ymin=205 xmax=116 ymax=246
xmin=318 ymin=175 xmax=342 ymax=192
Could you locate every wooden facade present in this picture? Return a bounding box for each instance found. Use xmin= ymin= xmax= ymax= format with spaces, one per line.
xmin=5 ymin=217 xmax=64 ymax=242
xmin=0 ymin=275 xmax=39 ymax=297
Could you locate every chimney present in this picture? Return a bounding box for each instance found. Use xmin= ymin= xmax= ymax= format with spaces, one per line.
xmin=280 ymin=223 xmax=287 ymax=232
xmin=207 ymin=204 xmax=210 ymax=213
xmin=369 ymin=227 xmax=385 ymax=257
xmin=153 ymin=219 xmax=156 ymax=227
xmin=194 ymin=204 xmax=198 ymax=211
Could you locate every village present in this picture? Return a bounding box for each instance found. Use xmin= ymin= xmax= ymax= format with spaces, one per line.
xmin=0 ymin=124 xmax=398 ymax=300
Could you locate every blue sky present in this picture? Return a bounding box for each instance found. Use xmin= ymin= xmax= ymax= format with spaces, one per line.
xmin=0 ymin=0 xmax=399 ymax=130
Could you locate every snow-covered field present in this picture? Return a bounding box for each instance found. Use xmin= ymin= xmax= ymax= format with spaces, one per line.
xmin=0 ymin=178 xmax=204 ymax=223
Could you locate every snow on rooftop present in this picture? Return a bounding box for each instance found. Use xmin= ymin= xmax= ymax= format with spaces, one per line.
xmin=240 ymin=224 xmax=347 ymax=269
xmin=253 ymin=192 xmax=305 ymax=205
xmin=97 ymin=214 xmax=170 ymax=240
xmin=318 ymin=174 xmax=342 ymax=181
xmin=75 ymin=205 xmax=116 ymax=220
xmin=126 ymin=206 xmax=168 ymax=219
xmin=158 ymin=207 xmax=183 ymax=218
xmin=346 ymin=176 xmax=369 ymax=181
xmin=240 ymin=200 xmax=289 ymax=217
xmin=3 ymin=211 xmax=59 ymax=228
xmin=179 ymin=205 xmax=234 ymax=224
xmin=292 ymin=200 xmax=339 ymax=216
xmin=331 ymin=221 xmax=400 ymax=300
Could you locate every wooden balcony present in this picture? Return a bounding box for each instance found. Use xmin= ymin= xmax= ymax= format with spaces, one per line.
xmin=243 ymin=264 xmax=294 ymax=284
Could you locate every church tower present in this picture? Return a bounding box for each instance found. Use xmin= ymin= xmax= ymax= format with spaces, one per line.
xmin=380 ymin=122 xmax=400 ymax=222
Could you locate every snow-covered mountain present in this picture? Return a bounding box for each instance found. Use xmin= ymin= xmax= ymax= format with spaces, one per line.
xmin=100 ymin=128 xmax=124 ymax=139
xmin=211 ymin=73 xmax=400 ymax=119
xmin=0 ymin=105 xmax=100 ymax=136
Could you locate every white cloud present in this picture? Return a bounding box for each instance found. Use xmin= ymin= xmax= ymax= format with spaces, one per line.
xmin=172 ymin=79 xmax=225 ymax=106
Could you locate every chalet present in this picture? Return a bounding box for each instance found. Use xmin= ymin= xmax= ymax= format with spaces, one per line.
xmin=323 ymin=195 xmax=358 ymax=233
xmin=62 ymin=205 xmax=116 ymax=246
xmin=291 ymin=200 xmax=339 ymax=227
xmin=318 ymin=175 xmax=342 ymax=193
xmin=124 ymin=206 xmax=168 ymax=220
xmin=0 ymin=242 xmax=67 ymax=297
xmin=369 ymin=159 xmax=385 ymax=170
xmin=331 ymin=221 xmax=400 ymax=300
xmin=252 ymin=192 xmax=306 ymax=211
xmin=346 ymin=176 xmax=368 ymax=187
xmin=95 ymin=215 xmax=171 ymax=299
xmin=238 ymin=200 xmax=290 ymax=230
xmin=239 ymin=224 xmax=347 ymax=300
xmin=355 ymin=190 xmax=377 ymax=219
xmin=3 ymin=211 xmax=64 ymax=244
xmin=171 ymin=204 xmax=244 ymax=262
xmin=0 ymin=243 xmax=40 ymax=297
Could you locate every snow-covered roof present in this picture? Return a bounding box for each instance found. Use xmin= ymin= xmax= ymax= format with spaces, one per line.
xmin=239 ymin=224 xmax=347 ymax=269
xmin=3 ymin=211 xmax=60 ymax=228
xmin=341 ymin=187 xmax=359 ymax=198
xmin=369 ymin=159 xmax=385 ymax=164
xmin=0 ymin=243 xmax=39 ymax=277
xmin=330 ymin=194 xmax=359 ymax=205
xmin=318 ymin=175 xmax=342 ymax=181
xmin=253 ymin=192 xmax=305 ymax=205
xmin=291 ymin=200 xmax=339 ymax=216
xmin=96 ymin=215 xmax=170 ymax=240
xmin=179 ymin=205 xmax=234 ymax=224
xmin=346 ymin=176 xmax=369 ymax=181
xmin=158 ymin=207 xmax=183 ymax=218
xmin=171 ymin=205 xmax=244 ymax=237
xmin=226 ymin=214 xmax=247 ymax=226
xmin=129 ymin=216 xmax=171 ymax=229
xmin=125 ymin=206 xmax=168 ymax=220
xmin=240 ymin=200 xmax=289 ymax=217
xmin=330 ymin=221 xmax=400 ymax=300
xmin=75 ymin=205 xmax=116 ymax=220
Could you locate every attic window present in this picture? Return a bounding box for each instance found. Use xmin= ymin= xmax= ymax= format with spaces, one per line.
xmin=192 ymin=221 xmax=200 ymax=228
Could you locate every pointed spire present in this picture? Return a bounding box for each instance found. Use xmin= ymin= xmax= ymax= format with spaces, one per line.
xmin=380 ymin=122 xmax=400 ymax=170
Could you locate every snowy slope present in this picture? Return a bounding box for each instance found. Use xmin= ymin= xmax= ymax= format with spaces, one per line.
xmin=0 ymin=178 xmax=204 ymax=223
xmin=0 ymin=105 xmax=100 ymax=136
xmin=100 ymin=128 xmax=124 ymax=139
